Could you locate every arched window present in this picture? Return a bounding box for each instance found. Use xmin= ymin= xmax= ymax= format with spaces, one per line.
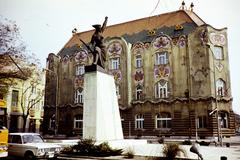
xmin=136 ymin=85 xmax=143 ymax=100
xmin=155 ymin=80 xmax=169 ymax=98
xmin=136 ymin=55 xmax=142 ymax=68
xmin=74 ymin=114 xmax=83 ymax=129
xmin=216 ymin=79 xmax=225 ymax=96
xmin=155 ymin=113 xmax=172 ymax=129
xmin=218 ymin=111 xmax=228 ymax=128
xmin=75 ymin=88 xmax=83 ymax=104
xmin=155 ymin=51 xmax=168 ymax=65
xmin=135 ymin=114 xmax=144 ymax=129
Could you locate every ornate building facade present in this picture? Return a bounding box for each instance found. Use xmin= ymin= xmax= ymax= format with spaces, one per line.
xmin=43 ymin=9 xmax=235 ymax=139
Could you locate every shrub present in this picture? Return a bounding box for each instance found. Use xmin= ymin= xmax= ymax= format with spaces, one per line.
xmin=182 ymin=140 xmax=192 ymax=145
xmin=61 ymin=139 xmax=122 ymax=157
xmin=158 ymin=137 xmax=165 ymax=144
xmin=162 ymin=143 xmax=186 ymax=160
xmin=197 ymin=141 xmax=210 ymax=146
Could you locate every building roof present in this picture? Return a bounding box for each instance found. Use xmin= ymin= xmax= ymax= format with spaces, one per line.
xmin=58 ymin=10 xmax=206 ymax=56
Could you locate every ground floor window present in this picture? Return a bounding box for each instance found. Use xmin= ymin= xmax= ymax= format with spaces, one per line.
xmin=155 ymin=112 xmax=172 ymax=129
xmin=135 ymin=114 xmax=144 ymax=129
xmin=218 ymin=111 xmax=228 ymax=128
xmin=197 ymin=116 xmax=207 ymax=128
xmin=49 ymin=114 xmax=55 ymax=129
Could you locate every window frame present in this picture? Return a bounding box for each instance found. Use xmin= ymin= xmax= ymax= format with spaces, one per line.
xmin=136 ymin=55 xmax=142 ymax=68
xmin=110 ymin=57 xmax=120 ymax=70
xmin=155 ymin=81 xmax=169 ymax=98
xmin=11 ymin=90 xmax=19 ymax=107
xmin=213 ymin=46 xmax=224 ymax=60
xmin=135 ymin=114 xmax=144 ymax=129
xmin=218 ymin=112 xmax=228 ymax=128
xmin=216 ymin=79 xmax=225 ymax=97
xmin=74 ymin=89 xmax=83 ymax=104
xmin=197 ymin=116 xmax=207 ymax=128
xmin=74 ymin=115 xmax=83 ymax=129
xmin=155 ymin=51 xmax=168 ymax=65
xmin=76 ymin=65 xmax=85 ymax=76
xmin=155 ymin=113 xmax=172 ymax=129
xmin=136 ymin=85 xmax=143 ymax=100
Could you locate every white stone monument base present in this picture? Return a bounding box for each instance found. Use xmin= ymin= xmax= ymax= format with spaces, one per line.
xmin=83 ymin=69 xmax=123 ymax=141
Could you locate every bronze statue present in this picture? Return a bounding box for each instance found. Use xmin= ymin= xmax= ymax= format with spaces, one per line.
xmin=88 ymin=17 xmax=108 ymax=69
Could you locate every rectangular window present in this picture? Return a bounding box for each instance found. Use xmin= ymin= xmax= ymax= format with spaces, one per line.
xmin=74 ymin=115 xmax=83 ymax=129
xmin=156 ymin=116 xmax=172 ymax=128
xmin=214 ymin=46 xmax=223 ymax=60
xmin=155 ymin=52 xmax=168 ymax=65
xmin=11 ymin=90 xmax=19 ymax=107
xmin=110 ymin=58 xmax=120 ymax=70
xmin=135 ymin=115 xmax=144 ymax=129
xmin=197 ymin=116 xmax=207 ymax=128
xmin=136 ymin=55 xmax=142 ymax=68
xmin=76 ymin=65 xmax=85 ymax=76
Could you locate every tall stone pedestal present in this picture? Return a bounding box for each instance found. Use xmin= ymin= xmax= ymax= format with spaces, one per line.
xmin=83 ymin=66 xmax=123 ymax=141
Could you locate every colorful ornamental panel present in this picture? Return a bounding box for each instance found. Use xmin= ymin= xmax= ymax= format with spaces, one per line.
xmin=177 ymin=35 xmax=186 ymax=48
xmin=74 ymin=76 xmax=84 ymax=88
xmin=110 ymin=70 xmax=122 ymax=82
xmin=152 ymin=36 xmax=171 ymax=49
xmin=75 ymin=49 xmax=88 ymax=63
xmin=134 ymin=69 xmax=144 ymax=84
xmin=209 ymin=33 xmax=226 ymax=46
xmin=107 ymin=41 xmax=122 ymax=56
xmin=132 ymin=42 xmax=145 ymax=54
xmin=154 ymin=65 xmax=170 ymax=79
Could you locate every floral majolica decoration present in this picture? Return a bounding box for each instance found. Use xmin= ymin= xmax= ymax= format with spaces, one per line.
xmin=154 ymin=66 xmax=170 ymax=78
xmin=75 ymin=49 xmax=88 ymax=63
xmin=153 ymin=36 xmax=170 ymax=49
xmin=74 ymin=76 xmax=84 ymax=88
xmin=134 ymin=70 xmax=144 ymax=84
xmin=107 ymin=42 xmax=122 ymax=56
xmin=110 ymin=70 xmax=122 ymax=82
xmin=178 ymin=35 xmax=186 ymax=48
xmin=132 ymin=42 xmax=145 ymax=54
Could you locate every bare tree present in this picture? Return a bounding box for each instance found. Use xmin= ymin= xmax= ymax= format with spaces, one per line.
xmin=0 ymin=16 xmax=39 ymax=96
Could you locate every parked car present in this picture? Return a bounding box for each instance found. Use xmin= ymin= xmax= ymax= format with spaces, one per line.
xmin=8 ymin=133 xmax=61 ymax=160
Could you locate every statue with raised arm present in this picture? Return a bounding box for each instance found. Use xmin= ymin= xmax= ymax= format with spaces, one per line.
xmin=89 ymin=16 xmax=108 ymax=69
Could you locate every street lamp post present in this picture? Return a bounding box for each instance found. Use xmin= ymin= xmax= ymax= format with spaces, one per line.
xmin=44 ymin=68 xmax=58 ymax=135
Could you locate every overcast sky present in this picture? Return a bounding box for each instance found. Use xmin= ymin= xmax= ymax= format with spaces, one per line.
xmin=0 ymin=0 xmax=239 ymax=114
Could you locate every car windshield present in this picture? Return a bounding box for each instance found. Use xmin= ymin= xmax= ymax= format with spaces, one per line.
xmin=22 ymin=135 xmax=44 ymax=143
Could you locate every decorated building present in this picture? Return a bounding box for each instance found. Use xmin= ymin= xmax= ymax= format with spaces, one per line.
xmin=43 ymin=7 xmax=235 ymax=139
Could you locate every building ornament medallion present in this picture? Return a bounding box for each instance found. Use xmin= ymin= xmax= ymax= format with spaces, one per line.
xmin=209 ymin=32 xmax=226 ymax=46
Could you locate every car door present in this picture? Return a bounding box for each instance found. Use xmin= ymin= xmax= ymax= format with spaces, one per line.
xmin=8 ymin=135 xmax=24 ymax=157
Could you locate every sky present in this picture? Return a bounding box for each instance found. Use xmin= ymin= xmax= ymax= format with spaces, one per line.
xmin=0 ymin=0 xmax=239 ymax=114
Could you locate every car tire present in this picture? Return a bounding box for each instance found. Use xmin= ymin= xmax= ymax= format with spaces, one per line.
xmin=24 ymin=151 xmax=35 ymax=160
